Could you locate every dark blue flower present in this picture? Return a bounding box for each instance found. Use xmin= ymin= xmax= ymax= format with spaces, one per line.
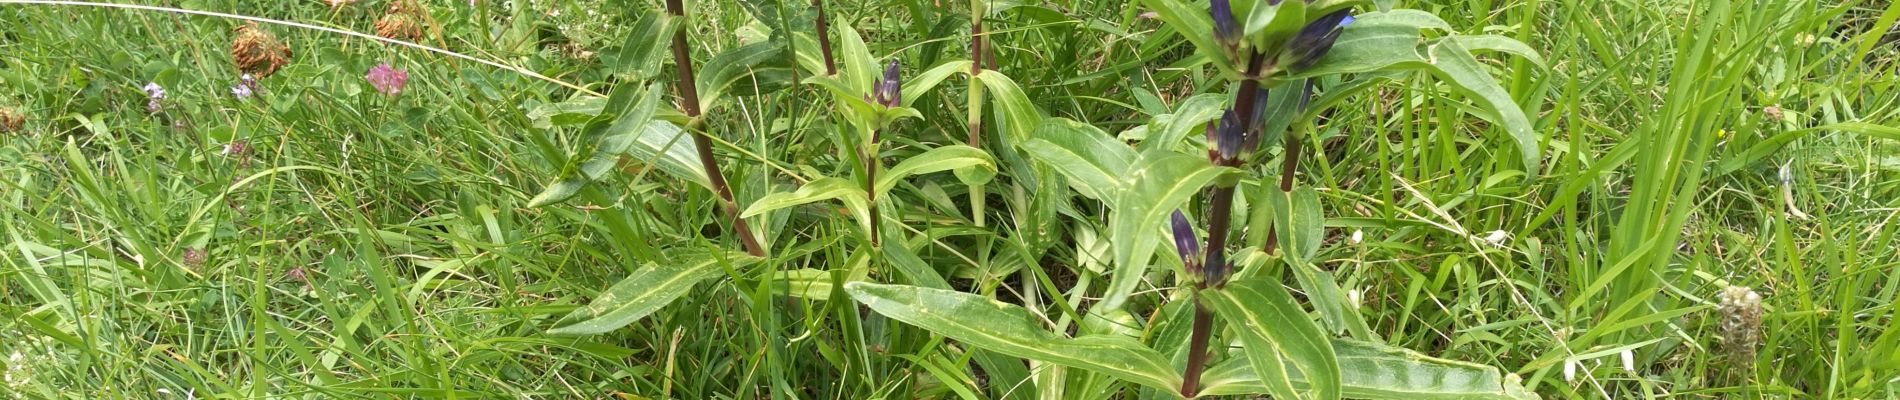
xmin=1171 ymin=210 xmax=1202 ymax=274
xmin=874 ymin=59 xmax=901 ymax=107
xmin=1210 ymin=0 xmax=1240 ymax=50
xmin=1241 ymin=87 xmax=1270 ymax=152
xmin=1286 ymin=9 xmax=1355 ymax=71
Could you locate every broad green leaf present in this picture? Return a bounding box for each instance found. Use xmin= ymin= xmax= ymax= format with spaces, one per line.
xmin=1140 ymin=93 xmax=1226 ymax=153
xmin=874 ymin=145 xmax=996 ymax=195
xmin=1020 ymin=119 xmax=1133 ymax=202
xmin=1101 ymin=151 xmax=1236 ymax=312
xmin=973 ymin=70 xmax=1045 ymax=142
xmin=696 ymin=41 xmax=789 ymax=110
xmin=1204 ymin=278 xmax=1339 ymax=400
xmin=1716 ymin=122 xmax=1900 ymax=176
xmin=770 ymin=253 xmax=867 ymax=300
xmin=1291 ymin=11 xmax=1433 ymax=77
xmin=743 ymin=177 xmax=873 ymax=233
xmin=549 ymin=251 xmax=758 ymax=335
xmin=1138 ymin=0 xmax=1236 ymax=75
xmin=843 ymin=282 xmax=1184 ymax=391
xmin=1425 ymin=37 xmax=1541 ymax=170
xmin=903 ymin=60 xmax=974 ymax=107
xmin=1287 ymin=256 xmax=1369 ymax=338
xmin=1264 ymin=186 xmax=1325 ymax=262
xmin=610 ymin=12 xmax=676 ymax=80
xmin=1244 ymin=0 xmax=1305 ymax=51
xmin=1199 ymin=339 xmax=1539 ymax=399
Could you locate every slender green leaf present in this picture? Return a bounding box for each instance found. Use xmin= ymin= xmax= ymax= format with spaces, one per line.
xmin=696 ymin=41 xmax=789 ymax=110
xmin=903 ymin=60 xmax=974 ymax=107
xmin=609 ymin=12 xmax=676 ymax=81
xmin=549 ymin=251 xmax=758 ymax=335
xmin=843 ymin=282 xmax=1184 ymax=391
xmin=743 ymin=177 xmax=872 ymax=233
xmin=973 ymin=70 xmax=1045 ymax=142
xmin=1716 ymin=122 xmax=1900 ymax=176
xmin=874 ymin=145 xmax=995 ymax=195
xmin=1426 ymin=37 xmax=1541 ymax=170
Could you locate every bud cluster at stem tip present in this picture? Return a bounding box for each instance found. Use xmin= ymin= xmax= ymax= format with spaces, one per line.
xmin=1207 ymin=0 xmax=1357 ymax=75
xmin=873 ymin=60 xmax=902 ymax=108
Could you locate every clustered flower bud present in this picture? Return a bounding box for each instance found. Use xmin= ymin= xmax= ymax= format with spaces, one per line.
xmin=366 ymin=63 xmax=410 ymax=96
xmin=1716 ymin=285 xmax=1763 ymax=366
xmin=1204 ymin=88 xmax=1275 ymax=166
xmin=231 ymin=22 xmax=292 ymax=78
xmin=181 ymin=248 xmax=206 ymax=267
xmin=143 ymin=82 xmax=166 ymax=113
xmin=1284 ymin=10 xmax=1355 ymax=71
xmin=231 ymin=73 xmax=260 ymax=100
xmin=873 ymin=60 xmax=902 ymax=108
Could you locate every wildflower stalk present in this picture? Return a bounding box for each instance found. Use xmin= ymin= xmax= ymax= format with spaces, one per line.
xmin=1261 ymin=79 xmax=1314 ymax=254
xmin=813 ymin=0 xmax=836 ymax=76
xmin=1180 ymin=51 xmax=1265 ymax=397
xmin=966 ymin=1 xmax=987 ymax=227
xmin=666 ymin=0 xmax=766 ymax=257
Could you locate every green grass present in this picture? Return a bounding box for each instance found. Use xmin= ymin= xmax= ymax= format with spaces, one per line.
xmin=2 ymin=0 xmax=1898 ymax=398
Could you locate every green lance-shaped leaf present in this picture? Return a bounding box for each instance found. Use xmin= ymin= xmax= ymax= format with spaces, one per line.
xmin=1263 ymin=186 xmax=1325 ymax=262
xmin=1020 ymin=118 xmax=1134 ymax=202
xmin=1101 ymin=151 xmax=1236 ymax=313
xmin=1204 ymin=277 xmax=1340 ymax=400
xmin=1139 ymin=93 xmax=1228 ymax=154
xmin=531 ymin=84 xmax=711 ymax=207
xmin=1198 ymin=339 xmax=1539 ymax=399
xmin=609 ymin=11 xmax=676 ymax=81
xmin=742 ymin=177 xmax=873 ymax=234
xmin=873 ymin=145 xmax=996 ymax=196
xmin=903 ymin=60 xmax=974 ymax=107
xmin=973 ymin=70 xmax=1045 ymax=142
xmin=843 ymin=282 xmax=1184 ymax=392
xmin=836 ymin=21 xmax=876 ymax=94
xmin=548 ymin=251 xmax=758 ymax=335
xmin=1423 ymin=37 xmax=1540 ymax=170
xmin=1716 ymin=122 xmax=1900 ymax=176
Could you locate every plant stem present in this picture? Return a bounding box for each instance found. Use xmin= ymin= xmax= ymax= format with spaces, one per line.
xmin=1261 ymin=135 xmax=1301 ymax=254
xmin=666 ymin=0 xmax=767 ymax=257
xmin=1180 ymin=52 xmax=1264 ymax=397
xmin=813 ymin=0 xmax=836 ymax=76
xmin=967 ymin=5 xmax=986 ymax=227
xmin=865 ymin=142 xmax=880 ymax=246
xmin=1180 ymin=302 xmax=1216 ymax=397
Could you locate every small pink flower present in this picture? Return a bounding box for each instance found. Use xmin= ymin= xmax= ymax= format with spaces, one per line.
xmin=365 ymin=63 xmax=409 ymax=96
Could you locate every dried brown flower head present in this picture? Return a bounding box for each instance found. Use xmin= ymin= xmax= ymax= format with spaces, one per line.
xmin=375 ymin=1 xmax=428 ymax=42
xmin=231 ymin=22 xmax=292 ymax=78
xmin=0 ymin=107 xmax=23 ymax=133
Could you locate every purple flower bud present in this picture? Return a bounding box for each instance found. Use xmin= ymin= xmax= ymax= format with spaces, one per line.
xmin=1170 ymin=210 xmax=1202 ymax=274
xmin=874 ymin=59 xmax=902 ymax=108
xmin=231 ymin=73 xmax=260 ymax=100
xmin=1210 ymin=0 xmax=1240 ymax=50
xmin=1287 ymin=9 xmax=1355 ymax=71
xmin=1211 ymin=108 xmax=1244 ymax=164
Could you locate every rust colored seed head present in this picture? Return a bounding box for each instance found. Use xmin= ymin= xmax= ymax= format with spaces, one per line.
xmin=0 ymin=107 xmax=23 ymax=133
xmin=231 ymin=22 xmax=292 ymax=78
xmin=375 ymin=1 xmax=427 ymax=42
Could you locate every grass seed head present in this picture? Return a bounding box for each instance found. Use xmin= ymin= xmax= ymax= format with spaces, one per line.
xmin=1717 ymin=285 xmax=1764 ymax=366
xmin=0 ymin=107 xmax=23 ymax=133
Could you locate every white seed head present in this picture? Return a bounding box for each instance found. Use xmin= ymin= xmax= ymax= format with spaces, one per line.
xmin=1349 ymin=229 xmax=1363 ymax=244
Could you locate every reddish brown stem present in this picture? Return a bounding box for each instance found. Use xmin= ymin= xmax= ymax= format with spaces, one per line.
xmin=1179 ymin=303 xmax=1216 ymax=397
xmin=814 ymin=0 xmax=837 ymax=76
xmin=1181 ymin=52 xmax=1266 ymax=398
xmin=667 ymin=0 xmax=766 ymax=257
xmin=1262 ymin=135 xmax=1302 ymax=254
